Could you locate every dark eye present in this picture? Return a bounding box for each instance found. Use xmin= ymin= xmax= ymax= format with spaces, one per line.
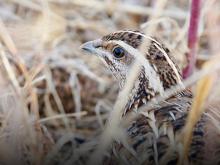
xmin=112 ymin=47 xmax=125 ymax=58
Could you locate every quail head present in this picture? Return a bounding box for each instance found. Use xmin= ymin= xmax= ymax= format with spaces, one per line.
xmin=81 ymin=30 xmax=181 ymax=89
xmin=81 ymin=30 xmax=220 ymax=165
xmin=81 ymin=30 xmax=184 ymax=113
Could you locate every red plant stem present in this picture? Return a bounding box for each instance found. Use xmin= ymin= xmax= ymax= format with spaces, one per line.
xmin=183 ymin=0 xmax=201 ymax=79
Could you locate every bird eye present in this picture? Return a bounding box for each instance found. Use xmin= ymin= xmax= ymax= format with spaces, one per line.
xmin=112 ymin=47 xmax=125 ymax=58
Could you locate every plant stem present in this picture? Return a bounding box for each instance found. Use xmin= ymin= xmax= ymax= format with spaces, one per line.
xmin=183 ymin=0 xmax=201 ymax=79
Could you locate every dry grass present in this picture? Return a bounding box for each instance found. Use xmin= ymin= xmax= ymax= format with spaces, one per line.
xmin=0 ymin=0 xmax=220 ymax=164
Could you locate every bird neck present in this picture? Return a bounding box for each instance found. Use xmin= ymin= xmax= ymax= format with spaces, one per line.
xmin=122 ymin=69 xmax=192 ymax=116
xmin=123 ymin=70 xmax=155 ymax=115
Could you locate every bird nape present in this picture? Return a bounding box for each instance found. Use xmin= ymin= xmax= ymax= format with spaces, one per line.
xmin=81 ymin=30 xmax=219 ymax=165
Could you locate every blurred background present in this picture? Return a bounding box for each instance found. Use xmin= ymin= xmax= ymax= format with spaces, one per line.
xmin=0 ymin=0 xmax=219 ymax=164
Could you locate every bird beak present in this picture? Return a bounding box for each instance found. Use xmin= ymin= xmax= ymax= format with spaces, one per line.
xmin=80 ymin=39 xmax=102 ymax=55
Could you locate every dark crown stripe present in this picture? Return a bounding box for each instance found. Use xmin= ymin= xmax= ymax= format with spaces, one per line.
xmin=102 ymin=30 xmax=143 ymax=48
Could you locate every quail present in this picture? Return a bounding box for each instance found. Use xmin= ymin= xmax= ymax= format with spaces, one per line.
xmin=81 ymin=30 xmax=220 ymax=165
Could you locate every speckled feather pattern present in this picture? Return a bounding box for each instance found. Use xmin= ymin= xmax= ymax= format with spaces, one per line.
xmin=82 ymin=30 xmax=220 ymax=165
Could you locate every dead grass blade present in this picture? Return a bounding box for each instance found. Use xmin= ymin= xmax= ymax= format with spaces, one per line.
xmin=180 ymin=56 xmax=220 ymax=164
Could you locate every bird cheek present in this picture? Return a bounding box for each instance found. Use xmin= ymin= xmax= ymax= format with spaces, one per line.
xmin=104 ymin=56 xmax=112 ymax=65
xmin=124 ymin=56 xmax=133 ymax=66
xmin=119 ymin=58 xmax=126 ymax=64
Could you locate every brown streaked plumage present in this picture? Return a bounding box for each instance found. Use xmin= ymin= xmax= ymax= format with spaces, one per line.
xmin=81 ymin=30 xmax=220 ymax=165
